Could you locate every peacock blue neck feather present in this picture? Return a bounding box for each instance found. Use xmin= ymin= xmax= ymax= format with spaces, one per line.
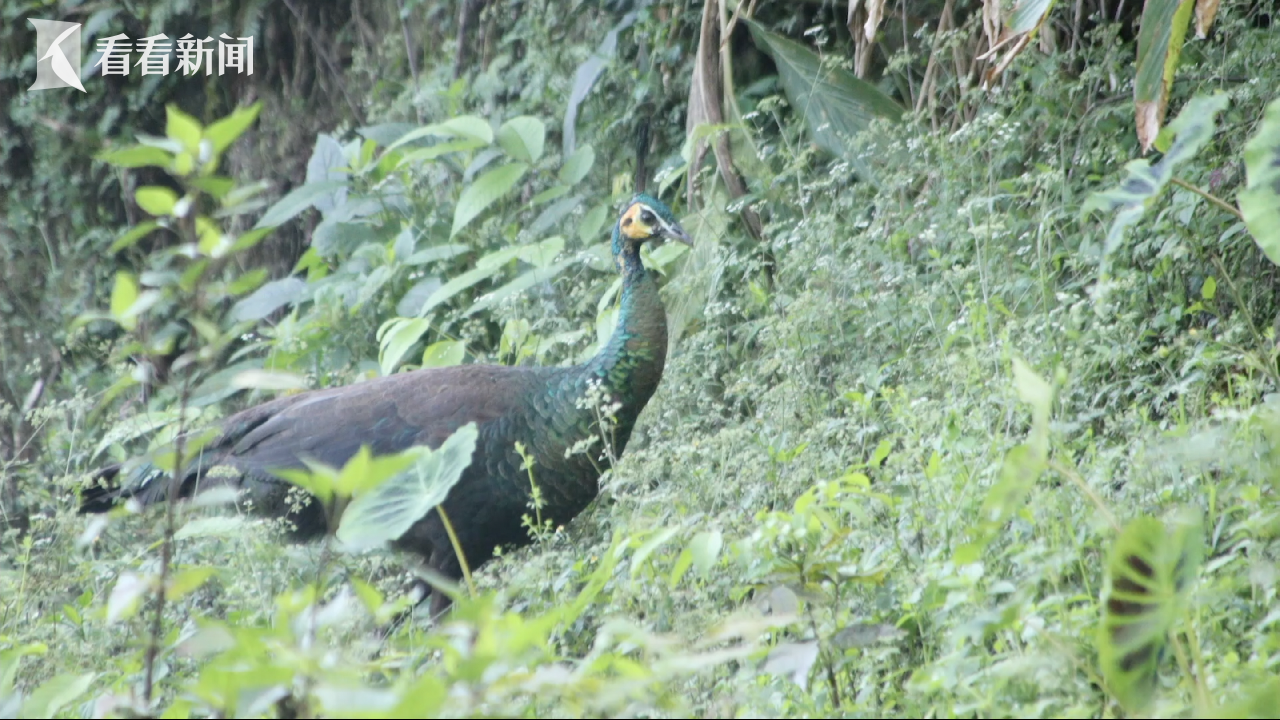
xmin=571 ymin=220 xmax=668 ymax=453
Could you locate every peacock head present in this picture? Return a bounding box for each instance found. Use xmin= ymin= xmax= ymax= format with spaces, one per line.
xmin=611 ymin=193 xmax=693 ymax=259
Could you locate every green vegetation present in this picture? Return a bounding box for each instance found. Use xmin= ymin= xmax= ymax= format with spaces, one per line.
xmin=2 ymin=0 xmax=1280 ymax=716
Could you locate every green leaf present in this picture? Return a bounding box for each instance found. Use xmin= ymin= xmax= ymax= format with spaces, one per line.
xmin=20 ymin=672 xmax=96 ymax=719
xmin=336 ymin=424 xmax=479 ymax=550
xmin=870 ymin=438 xmax=893 ymax=467
xmin=563 ymin=13 xmax=634 ymax=156
xmin=559 ymin=143 xmax=595 ymax=186
xmin=668 ymin=548 xmax=694 ymax=589
xmin=1099 ymin=512 xmax=1204 ymax=713
xmin=109 ymin=221 xmax=159 ymax=253
xmin=979 ymin=443 xmax=1046 ymax=530
xmin=226 ymin=267 xmax=267 ymax=297
xmin=1009 ymin=0 xmax=1055 ymax=33
xmin=166 ymin=567 xmax=217 ymax=600
xmin=464 ymin=258 xmax=574 ymax=318
xmin=689 ymin=530 xmax=723 ymax=576
xmin=384 ymin=115 xmax=494 ymax=153
xmin=350 ymin=576 xmax=385 ymax=615
xmin=497 ymin=115 xmax=546 ymax=163
xmin=204 ymin=102 xmax=262 ymax=153
xmin=405 ymin=243 xmax=469 ymax=265
xmin=1201 ymin=275 xmax=1217 ymax=300
xmin=379 ymin=317 xmax=432 ymax=375
xmin=106 ymin=572 xmax=151 ymax=624
xmin=275 ymin=466 xmax=336 ymax=509
xmin=399 ymin=138 xmax=490 ymax=164
xmin=530 ymin=184 xmax=571 ymax=205
xmin=97 ymin=145 xmax=173 ymax=168
xmin=189 ymin=175 xmax=235 ymax=199
xmin=1011 ymin=356 xmax=1052 ymax=453
xmin=451 ymin=162 xmax=528 ymax=237
xmin=335 ymin=445 xmax=423 ymax=498
xmin=744 ymin=17 xmax=902 ymax=175
xmin=1084 ymin=93 xmax=1229 ymax=273
xmin=230 ymin=277 xmax=306 ymax=322
xmin=1240 ymin=97 xmax=1280 ymax=265
xmin=166 ymin=105 xmax=203 ymax=154
xmin=422 ymin=340 xmax=466 ymax=368
xmin=136 ymin=186 xmax=179 ymax=217
xmin=92 ymin=406 xmax=201 ymax=458
xmin=578 ymin=203 xmax=609 ymax=244
xmin=0 ymin=644 xmax=47 ymax=695
xmin=517 ymin=235 xmax=566 ymax=268
xmin=630 ymin=526 xmax=682 ymax=577
xmin=594 ymin=306 xmax=617 ymax=354
xmin=110 ymin=271 xmax=139 ymax=327
xmin=416 ymin=246 xmax=520 ymax=316
xmin=253 ymin=180 xmax=348 ymax=230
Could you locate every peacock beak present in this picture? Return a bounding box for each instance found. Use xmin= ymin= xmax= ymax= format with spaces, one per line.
xmin=664 ymin=223 xmax=694 ymax=247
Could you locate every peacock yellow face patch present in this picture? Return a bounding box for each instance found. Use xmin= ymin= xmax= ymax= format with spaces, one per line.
xmin=619 ymin=202 xmax=655 ymax=240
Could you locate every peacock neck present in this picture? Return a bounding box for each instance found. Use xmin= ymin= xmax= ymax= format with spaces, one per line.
xmin=580 ymin=244 xmax=668 ymax=444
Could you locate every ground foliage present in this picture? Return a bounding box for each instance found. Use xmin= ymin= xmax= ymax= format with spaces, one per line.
xmin=2 ymin=0 xmax=1280 ymax=716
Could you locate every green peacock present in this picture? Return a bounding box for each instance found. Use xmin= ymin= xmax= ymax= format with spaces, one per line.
xmin=81 ymin=193 xmax=692 ymax=616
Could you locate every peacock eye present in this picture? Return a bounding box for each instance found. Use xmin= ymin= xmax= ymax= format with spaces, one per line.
xmin=640 ymin=209 xmax=657 ymax=225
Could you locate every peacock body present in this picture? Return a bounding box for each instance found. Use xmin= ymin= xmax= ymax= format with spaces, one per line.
xmin=82 ymin=194 xmax=692 ymax=615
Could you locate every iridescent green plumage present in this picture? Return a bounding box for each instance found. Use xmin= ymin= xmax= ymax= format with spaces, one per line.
xmin=82 ymin=194 xmax=692 ymax=616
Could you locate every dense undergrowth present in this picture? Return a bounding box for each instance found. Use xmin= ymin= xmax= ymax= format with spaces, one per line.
xmin=3 ymin=0 xmax=1280 ymax=716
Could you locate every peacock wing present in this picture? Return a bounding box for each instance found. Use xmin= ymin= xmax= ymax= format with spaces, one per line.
xmin=222 ymin=364 xmax=539 ymax=478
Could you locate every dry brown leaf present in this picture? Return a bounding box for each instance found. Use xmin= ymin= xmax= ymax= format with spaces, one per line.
xmin=1136 ymin=100 xmax=1163 ymax=153
xmin=1194 ymin=0 xmax=1220 ymax=38
xmin=863 ymin=0 xmax=886 ymax=40
xmin=847 ymin=0 xmax=864 ymax=26
xmin=982 ymin=0 xmax=1003 ymax=51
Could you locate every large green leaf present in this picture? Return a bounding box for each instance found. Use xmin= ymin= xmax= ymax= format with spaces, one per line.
xmin=204 ymin=102 xmax=262 ymax=153
xmin=96 ymin=146 xmax=172 ymax=169
xmin=20 ymin=672 xmax=97 ymax=718
xmin=254 ymin=180 xmax=349 ymax=230
xmin=337 ymin=423 xmax=479 ymax=551
xmin=230 ymin=277 xmax=306 ymax=322
xmin=1098 ymin=512 xmax=1203 ymax=713
xmin=563 ymin=12 xmax=637 ymax=155
xmin=1009 ymin=0 xmax=1055 ymax=33
xmin=1134 ymin=0 xmax=1196 ymax=149
xmin=559 ymin=144 xmax=595 ymax=186
xmin=497 ymin=116 xmax=546 ymax=163
xmin=135 ymin=186 xmax=178 ymax=216
xmin=1083 ymin=93 xmax=1229 ymax=276
xmin=744 ymin=18 xmax=901 ymax=175
xmin=415 ymin=246 xmax=521 ymax=316
xmin=383 ymin=115 xmax=494 ymax=153
xmin=165 ymin=105 xmax=202 ymax=154
xmin=451 ymin=162 xmax=528 ymax=237
xmin=422 ymin=339 xmax=466 ymax=368
xmin=378 ymin=317 xmax=432 ymax=375
xmin=1240 ymin=97 xmax=1280 ymax=265
xmin=464 ymin=257 xmax=575 ymax=317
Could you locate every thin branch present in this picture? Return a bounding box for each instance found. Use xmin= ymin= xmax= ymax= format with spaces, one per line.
xmin=1048 ymin=459 xmax=1120 ymax=532
xmin=395 ymin=0 xmax=424 ymax=124
xmin=436 ymin=506 xmax=475 ymax=598
xmin=280 ymin=0 xmax=366 ymax=126
xmin=1170 ymin=177 xmax=1244 ymax=220
xmin=143 ymin=374 xmax=192 ymax=704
